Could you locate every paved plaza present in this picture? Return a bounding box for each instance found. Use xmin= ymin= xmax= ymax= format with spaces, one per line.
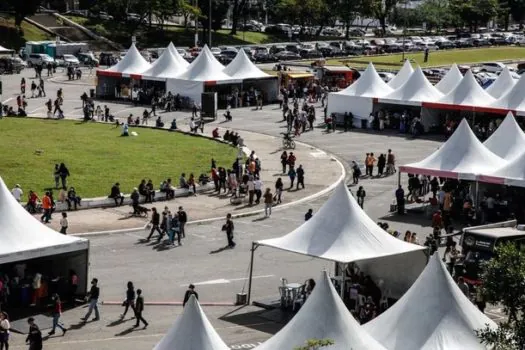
xmin=0 ymin=70 xmax=505 ymax=349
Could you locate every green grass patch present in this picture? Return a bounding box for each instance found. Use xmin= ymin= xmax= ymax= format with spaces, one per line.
xmin=323 ymin=47 xmax=525 ymax=69
xmin=0 ymin=118 xmax=237 ymax=198
xmin=0 ymin=16 xmax=52 ymax=48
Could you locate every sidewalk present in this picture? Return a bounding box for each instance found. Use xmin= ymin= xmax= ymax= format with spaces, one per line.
xmin=35 ymin=122 xmax=343 ymax=234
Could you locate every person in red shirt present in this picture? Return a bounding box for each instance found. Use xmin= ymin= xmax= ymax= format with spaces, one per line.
xmin=26 ymin=190 xmax=40 ymax=213
xmin=48 ymin=293 xmax=67 ymax=335
xmin=41 ymin=191 xmax=52 ymax=223
xmin=432 ymin=210 xmax=443 ymax=230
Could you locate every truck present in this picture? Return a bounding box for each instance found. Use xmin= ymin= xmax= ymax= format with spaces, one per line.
xmin=457 ymin=220 xmax=525 ymax=285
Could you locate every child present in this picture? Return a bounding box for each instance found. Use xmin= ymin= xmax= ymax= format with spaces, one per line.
xmin=60 ymin=212 xmax=68 ymax=234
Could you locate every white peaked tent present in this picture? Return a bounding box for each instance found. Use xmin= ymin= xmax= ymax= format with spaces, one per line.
xmin=364 ymin=254 xmax=497 ymax=350
xmin=327 ymin=63 xmax=393 ymax=124
xmin=379 ymin=66 xmax=443 ymax=106
xmin=98 ymin=43 xmax=151 ymax=77
xmin=223 ymin=49 xmax=270 ymax=79
xmin=387 ymin=59 xmax=414 ymax=89
xmin=249 ymin=182 xmax=427 ymax=299
xmin=255 ymin=271 xmax=387 ymax=350
xmin=486 ymin=66 xmax=517 ymax=99
xmin=491 ymin=72 xmax=525 ymax=113
xmin=399 ymin=119 xmax=507 ymax=180
xmin=153 ymin=295 xmax=229 ymax=350
xmin=483 ymin=112 xmax=525 ymax=160
xmin=435 ymin=64 xmax=463 ymax=94
xmin=433 ymin=70 xmax=496 ymax=108
xmin=142 ymin=46 xmax=187 ymax=81
xmin=478 ymin=148 xmax=525 ymax=187
xmin=167 ymin=42 xmax=190 ymax=69
xmin=0 ymin=177 xmax=90 ymax=291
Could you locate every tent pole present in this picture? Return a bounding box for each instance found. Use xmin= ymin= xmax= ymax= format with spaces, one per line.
xmin=247 ymin=242 xmax=258 ymax=305
xmin=340 ymin=263 xmax=346 ymax=299
xmin=397 ymin=169 xmax=401 ymax=188
xmin=475 ymin=181 xmax=479 ymax=211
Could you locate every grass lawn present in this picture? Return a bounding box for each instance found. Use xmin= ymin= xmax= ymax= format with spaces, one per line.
xmin=323 ymin=47 xmax=525 ymax=69
xmin=0 ymin=118 xmax=237 ymax=198
xmin=0 ymin=16 xmax=52 ymax=49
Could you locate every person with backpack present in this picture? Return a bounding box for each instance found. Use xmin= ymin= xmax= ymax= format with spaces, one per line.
xmin=351 ymin=161 xmax=361 ymax=184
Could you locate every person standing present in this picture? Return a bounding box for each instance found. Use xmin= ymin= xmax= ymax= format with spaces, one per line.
xmin=39 ymin=78 xmax=46 ymax=97
xmin=288 ymin=167 xmax=296 ymax=188
xmin=11 ymin=184 xmax=23 ymax=202
xmin=305 ymin=209 xmax=313 ymax=221
xmin=30 ymin=81 xmax=37 ymax=98
xmin=287 ymin=152 xmax=296 ymax=172
xmin=296 ymin=165 xmax=305 ymax=190
xmin=146 ymin=208 xmax=162 ymax=241
xmin=82 ymin=278 xmax=100 ymax=322
xmin=48 ymin=294 xmax=67 ymax=336
xmin=134 ymin=289 xmax=148 ymax=329
xmin=40 ymin=192 xmax=52 ymax=224
xmin=356 ymin=186 xmax=366 ymax=209
xmin=254 ymin=177 xmax=263 ymax=204
xmin=247 ymin=177 xmax=255 ymax=206
xmin=377 ymin=154 xmax=386 ymax=177
xmin=183 ymin=284 xmax=198 ymax=307
xmin=177 ymin=206 xmax=187 ymax=238
xmin=263 ymin=188 xmax=273 ymax=217
xmin=58 ymin=163 xmax=70 ymax=189
xmin=386 ymin=149 xmax=396 ymax=175
xmin=223 ymin=213 xmax=235 ymax=248
xmin=0 ymin=312 xmax=10 ymax=350
xmin=59 ymin=212 xmax=68 ymax=234
xmin=351 ymin=161 xmax=361 ymax=184
xmin=280 ymin=151 xmax=288 ymax=174
xmin=274 ymin=178 xmax=284 ymax=204
xmin=366 ymin=153 xmax=376 ymax=177
xmin=20 ymin=77 xmax=26 ymax=94
xmin=120 ymin=282 xmax=135 ymax=319
xmin=25 ymin=318 xmax=42 ymax=350
xmin=68 ymin=270 xmax=78 ymax=305
xmin=395 ymin=185 xmax=405 ymax=215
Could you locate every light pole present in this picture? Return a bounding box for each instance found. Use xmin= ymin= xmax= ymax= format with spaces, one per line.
xmin=208 ymin=0 xmax=212 ymax=46
xmin=194 ymin=0 xmax=199 ymax=46
xmin=401 ymin=0 xmax=408 ymax=62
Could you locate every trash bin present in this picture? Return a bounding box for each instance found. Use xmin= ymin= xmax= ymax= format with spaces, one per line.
xmin=90 ymin=88 xmax=95 ymax=98
xmin=361 ymin=119 xmax=367 ymax=129
xmin=236 ymin=292 xmax=247 ymax=305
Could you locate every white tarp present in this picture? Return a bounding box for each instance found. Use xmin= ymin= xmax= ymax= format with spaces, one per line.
xmin=435 ymin=64 xmax=462 ymax=94
xmin=364 ymin=254 xmax=497 ymax=350
xmin=256 ymin=182 xmax=427 ymax=296
xmin=435 ymin=70 xmax=495 ymax=107
xmin=485 ymin=66 xmax=517 ymax=99
xmin=223 ymin=50 xmax=271 ymax=79
xmin=335 ymin=62 xmax=393 ymax=98
xmin=255 ymin=271 xmax=387 ymax=350
xmin=483 ymin=112 xmax=525 ymax=160
xmin=0 ymin=177 xmax=89 ymax=264
xmin=166 ymin=79 xmax=204 ymax=105
xmin=399 ymin=119 xmax=507 ymax=180
xmin=102 ymin=43 xmax=151 ymax=77
xmin=387 ymin=60 xmax=414 ymax=90
xmin=153 ymin=295 xmax=229 ymax=350
xmin=174 ymin=45 xmax=235 ymax=83
xmin=142 ymin=44 xmax=188 ymax=81
xmin=379 ymin=66 xmax=443 ymax=106
xmin=491 ymin=72 xmax=525 ymax=112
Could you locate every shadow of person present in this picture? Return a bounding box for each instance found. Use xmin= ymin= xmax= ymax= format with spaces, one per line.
xmin=210 ymin=245 xmax=230 ymax=254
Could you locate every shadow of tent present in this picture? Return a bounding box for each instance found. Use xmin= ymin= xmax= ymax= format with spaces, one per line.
xmin=379 ymin=211 xmax=434 ymax=227
xmin=218 ymin=307 xmax=288 ymax=336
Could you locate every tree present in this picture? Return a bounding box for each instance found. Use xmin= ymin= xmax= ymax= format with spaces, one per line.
xmin=5 ymin=0 xmax=41 ymax=27
xmin=180 ymin=0 xmax=201 ymax=30
xmin=339 ymin=0 xmax=362 ymax=39
xmin=230 ymin=0 xmax=248 ymax=35
xmin=361 ymin=0 xmax=399 ymax=35
xmin=416 ymin=0 xmax=452 ymax=32
xmin=477 ymin=243 xmax=525 ymax=349
xmin=508 ymin=0 xmax=525 ymax=25
xmin=294 ymin=338 xmax=335 ymax=350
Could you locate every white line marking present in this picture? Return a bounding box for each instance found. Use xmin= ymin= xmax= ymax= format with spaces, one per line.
xmin=182 ymin=274 xmax=274 ymax=286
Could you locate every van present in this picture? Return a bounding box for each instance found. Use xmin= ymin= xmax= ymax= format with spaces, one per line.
xmin=27 ymin=53 xmax=55 ymax=68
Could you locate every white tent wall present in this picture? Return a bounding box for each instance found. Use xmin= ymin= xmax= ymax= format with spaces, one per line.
xmin=166 ymin=79 xmax=204 ymax=105
xmin=243 ymin=78 xmax=279 ymax=102
xmin=420 ymin=108 xmax=441 ymax=132
xmin=356 ymin=250 xmax=428 ymax=298
xmin=327 ymin=94 xmax=374 ymax=128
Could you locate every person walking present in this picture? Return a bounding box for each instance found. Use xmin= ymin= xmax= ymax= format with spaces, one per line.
xmin=177 ymin=206 xmax=187 ymax=238
xmin=296 ymin=165 xmax=305 ymax=190
xmin=40 ymin=192 xmax=52 ymax=223
xmin=280 ymin=151 xmax=288 ymax=174
xmin=25 ymin=318 xmax=42 ymax=350
xmin=247 ymin=177 xmax=255 ymax=206
xmin=48 ymin=294 xmax=67 ymax=336
xmin=58 ymin=163 xmax=70 ymax=189
xmin=20 ymin=78 xmax=26 ymax=94
xmin=351 ymin=161 xmax=361 ymax=184
xmin=183 ymin=284 xmax=198 ymax=307
xmin=274 ymin=178 xmax=284 ymax=204
xmin=287 ymin=152 xmax=296 ymax=172
xmin=356 ymin=186 xmax=366 ymax=209
xmin=377 ymin=154 xmax=386 ymax=177
xmin=120 ymin=282 xmax=135 ymax=319
xmin=39 ymin=78 xmax=46 ymax=97
xmin=0 ymin=312 xmax=10 ymax=350
xmin=82 ymin=278 xmax=100 ymax=322
xmin=133 ymin=289 xmax=148 ymax=329
xmin=146 ymin=208 xmax=162 ymax=241
xmin=386 ymin=149 xmax=396 ymax=175
xmin=395 ymin=185 xmax=405 ymax=215
xmin=287 ymin=167 xmax=296 ymax=188
xmin=263 ymin=188 xmax=273 ymax=217
xmin=59 ymin=212 xmax=68 ymax=234
xmin=223 ymin=213 xmax=235 ymax=248
xmin=366 ymin=153 xmax=376 ymax=177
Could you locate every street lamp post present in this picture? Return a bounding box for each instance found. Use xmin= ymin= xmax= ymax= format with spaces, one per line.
xmin=208 ymin=0 xmax=212 ymax=46
xmin=401 ymin=0 xmax=408 ymax=61
xmin=194 ymin=0 xmax=199 ymax=46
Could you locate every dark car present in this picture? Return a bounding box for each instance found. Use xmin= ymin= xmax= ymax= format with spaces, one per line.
xmin=285 ymin=44 xmax=300 ymax=53
xmin=253 ymin=53 xmax=278 ymax=63
xmin=435 ymin=41 xmax=455 ymax=49
xmin=99 ymin=52 xmax=117 ymax=66
xmin=300 ymin=49 xmax=324 ymax=59
xmin=275 ymin=51 xmax=301 ymax=61
xmin=269 ymin=45 xmax=286 ymax=55
xmin=0 ymin=57 xmax=24 ymax=74
xmin=383 ymin=43 xmax=403 ymax=53
xmin=489 ymin=34 xmax=508 ymax=45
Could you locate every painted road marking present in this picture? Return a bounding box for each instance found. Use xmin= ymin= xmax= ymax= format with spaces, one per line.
xmin=182 ymin=274 xmax=274 ymax=286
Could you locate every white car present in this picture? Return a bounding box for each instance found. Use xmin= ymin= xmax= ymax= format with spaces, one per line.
xmin=480 ymin=62 xmax=506 ymax=73
xmin=210 ymin=47 xmax=222 ymax=56
xmin=27 ymin=53 xmax=55 ymax=67
xmin=378 ymin=72 xmax=395 ymax=82
xmin=62 ymin=54 xmax=80 ymax=66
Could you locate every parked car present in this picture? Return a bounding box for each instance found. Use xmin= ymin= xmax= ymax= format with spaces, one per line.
xmin=269 ymin=45 xmax=286 ymax=55
xmin=210 ymin=47 xmax=222 ymax=57
xmin=56 ymin=54 xmax=80 ymax=67
xmin=300 ymin=49 xmax=323 ymax=59
xmin=435 ymin=40 xmax=455 ymax=49
xmin=383 ymin=43 xmax=403 ymax=53
xmin=99 ymin=52 xmax=117 ymax=66
xmin=77 ymin=52 xmax=99 ymax=66
xmin=274 ymin=51 xmax=301 ymax=60
xmin=27 ymin=53 xmax=56 ymax=68
xmin=480 ymin=62 xmax=506 ymax=73
xmin=0 ymin=57 xmax=24 ymax=74
xmin=378 ymin=71 xmax=395 ymax=82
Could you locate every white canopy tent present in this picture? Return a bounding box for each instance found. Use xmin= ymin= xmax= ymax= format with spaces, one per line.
xmin=483 ymin=112 xmax=525 ymax=160
xmin=491 ymin=72 xmax=525 ymax=114
xmin=98 ymin=43 xmax=151 ymax=78
xmin=142 ymin=44 xmax=189 ymax=81
xmin=223 ymin=49 xmax=271 ymax=79
xmin=247 ymin=182 xmax=427 ymax=303
xmin=153 ymin=295 xmax=229 ymax=350
xmin=167 ymin=42 xmax=190 ymax=70
xmin=327 ymin=63 xmax=394 ymax=126
xmin=478 ymin=148 xmax=525 ymax=187
xmin=485 ymin=67 xmax=517 ymax=99
xmin=387 ymin=60 xmax=414 ymax=90
xmin=434 ymin=64 xmax=463 ymax=94
xmin=379 ymin=66 xmax=443 ymax=106
xmin=255 ymin=271 xmax=387 ymax=350
xmin=364 ymin=254 xmax=497 ymax=350
xmin=431 ymin=70 xmax=496 ymax=109
xmin=399 ymin=119 xmax=507 ymax=180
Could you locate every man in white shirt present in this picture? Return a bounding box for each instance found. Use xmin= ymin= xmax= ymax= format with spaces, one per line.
xmin=247 ymin=178 xmax=255 ymax=206
xmin=254 ymin=178 xmax=263 ymax=204
xmin=437 ymin=189 xmax=445 ymax=209
xmin=11 ymin=184 xmax=23 ymax=202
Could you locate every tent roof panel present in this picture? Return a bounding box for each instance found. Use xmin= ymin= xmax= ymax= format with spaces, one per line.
xmin=335 ymin=63 xmax=393 ymax=98
xmin=174 ymin=45 xmax=234 ymax=82
xmin=102 ymin=43 xmax=150 ymax=76
xmin=483 ymin=112 xmax=525 ymax=160
xmin=380 ymin=66 xmax=443 ymax=104
xmin=223 ymin=50 xmax=271 ymax=79
xmin=485 ymin=67 xmax=517 ymax=99
xmin=436 ymin=70 xmax=495 ymax=107
xmin=435 ymin=63 xmax=463 ymax=94
xmin=387 ymin=60 xmax=414 ymax=89
xmin=491 ymin=72 xmax=525 ymax=111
